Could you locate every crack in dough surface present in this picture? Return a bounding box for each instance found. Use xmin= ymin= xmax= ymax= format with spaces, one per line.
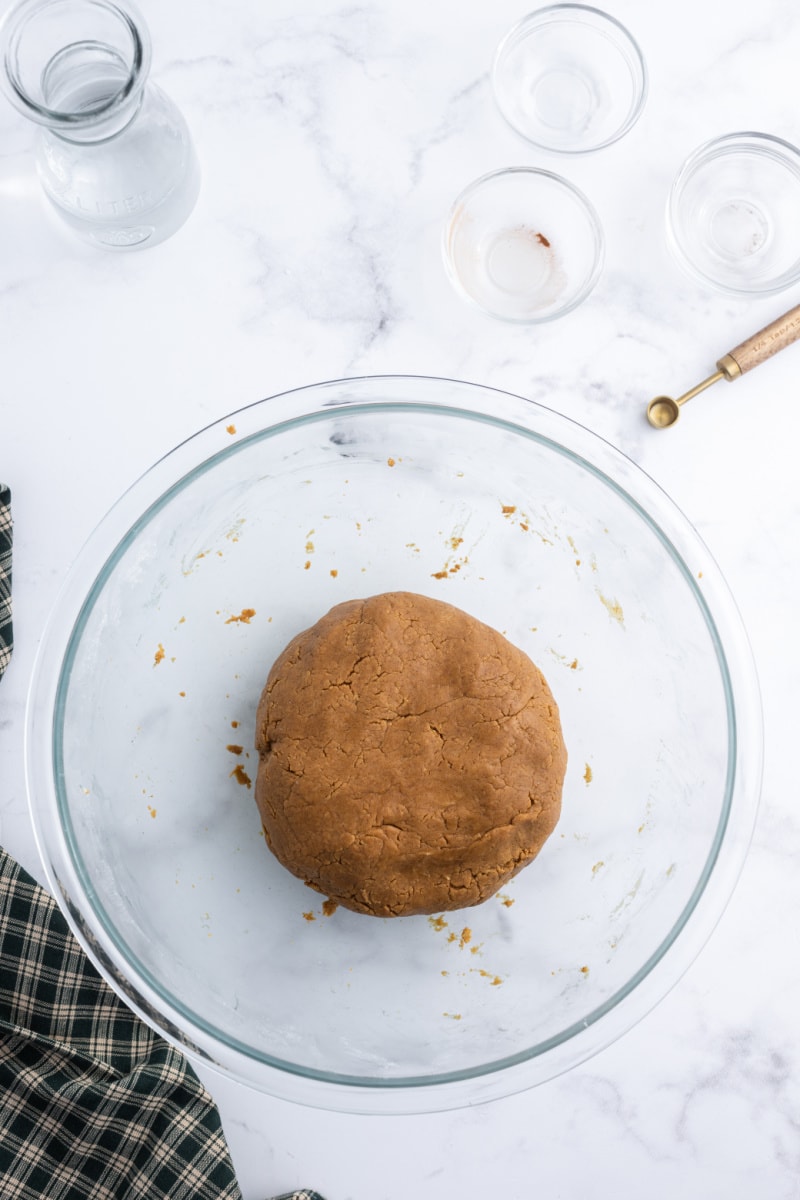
xmin=255 ymin=592 xmax=567 ymax=917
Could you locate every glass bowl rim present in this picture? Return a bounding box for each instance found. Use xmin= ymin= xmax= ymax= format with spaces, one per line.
xmin=25 ymin=374 xmax=763 ymax=1112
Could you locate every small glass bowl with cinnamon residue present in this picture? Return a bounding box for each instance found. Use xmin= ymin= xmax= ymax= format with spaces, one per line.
xmin=443 ymin=167 xmax=604 ymax=322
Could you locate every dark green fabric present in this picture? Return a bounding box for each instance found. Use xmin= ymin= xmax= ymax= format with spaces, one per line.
xmin=0 ymin=847 xmax=325 ymax=1200
xmin=0 ymin=485 xmax=11 ymax=680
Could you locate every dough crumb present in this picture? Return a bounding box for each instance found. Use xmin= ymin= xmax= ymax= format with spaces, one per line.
xmin=225 ymin=608 xmax=256 ymax=625
xmin=230 ymin=764 xmax=251 ymax=788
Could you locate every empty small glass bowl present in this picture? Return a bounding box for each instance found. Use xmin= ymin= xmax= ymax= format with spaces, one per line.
xmin=443 ymin=167 xmax=604 ymax=322
xmin=492 ymin=4 xmax=647 ymax=153
xmin=666 ymin=132 xmax=800 ymax=295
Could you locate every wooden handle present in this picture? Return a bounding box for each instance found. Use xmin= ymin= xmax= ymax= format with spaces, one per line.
xmin=721 ymin=302 xmax=800 ymax=376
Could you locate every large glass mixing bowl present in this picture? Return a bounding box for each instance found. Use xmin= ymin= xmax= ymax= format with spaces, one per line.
xmin=26 ymin=376 xmax=762 ymax=1113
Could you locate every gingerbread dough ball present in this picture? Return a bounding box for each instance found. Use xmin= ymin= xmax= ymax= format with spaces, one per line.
xmin=255 ymin=592 xmax=567 ymax=917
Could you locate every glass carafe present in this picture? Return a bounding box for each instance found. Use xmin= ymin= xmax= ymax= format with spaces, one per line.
xmin=0 ymin=0 xmax=200 ymax=250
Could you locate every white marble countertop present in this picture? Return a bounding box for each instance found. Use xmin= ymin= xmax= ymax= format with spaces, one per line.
xmin=2 ymin=0 xmax=800 ymax=1196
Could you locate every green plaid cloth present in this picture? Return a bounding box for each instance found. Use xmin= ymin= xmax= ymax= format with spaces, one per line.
xmin=0 ymin=485 xmax=11 ymax=680
xmin=0 ymin=847 xmax=326 ymax=1200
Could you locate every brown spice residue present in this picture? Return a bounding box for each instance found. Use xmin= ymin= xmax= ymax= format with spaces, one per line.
xmin=536 ymin=232 xmax=551 ymax=247
xmin=431 ymin=555 xmax=469 ymax=580
xmin=225 ymin=608 xmax=256 ymax=625
xmin=153 ymin=643 xmax=165 ymax=666
xmin=448 ymin=921 xmax=479 ymax=950
xmin=229 ymin=764 xmax=252 ymax=788
xmin=322 ymin=899 xmax=339 ymax=917
xmin=501 ymin=504 xmax=537 ymax=537
xmin=231 ymin=720 xmax=240 ymax=729
xmin=226 ymin=744 xmax=244 ymax=755
xmin=597 ymin=590 xmax=624 ymax=626
xmin=580 ymin=965 xmax=590 ymax=976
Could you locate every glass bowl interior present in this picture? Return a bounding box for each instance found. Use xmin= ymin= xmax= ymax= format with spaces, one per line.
xmin=26 ymin=376 xmax=761 ymax=1113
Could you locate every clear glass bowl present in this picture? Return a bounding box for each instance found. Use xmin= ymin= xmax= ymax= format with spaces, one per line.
xmin=26 ymin=376 xmax=762 ymax=1114
xmin=443 ymin=168 xmax=604 ymax=322
xmin=667 ymin=132 xmax=800 ymax=295
xmin=492 ymin=4 xmax=647 ymax=153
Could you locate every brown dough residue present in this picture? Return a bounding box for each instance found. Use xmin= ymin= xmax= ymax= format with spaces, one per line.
xmin=254 ymin=592 xmax=567 ymax=918
xmin=226 ymin=608 xmax=256 ymax=625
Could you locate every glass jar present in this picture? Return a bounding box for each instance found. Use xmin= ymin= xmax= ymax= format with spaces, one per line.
xmin=0 ymin=0 xmax=200 ymax=250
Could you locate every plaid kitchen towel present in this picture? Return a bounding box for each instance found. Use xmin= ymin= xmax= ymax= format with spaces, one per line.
xmin=0 ymin=484 xmax=11 ymax=680
xmin=0 ymin=847 xmax=326 ymax=1200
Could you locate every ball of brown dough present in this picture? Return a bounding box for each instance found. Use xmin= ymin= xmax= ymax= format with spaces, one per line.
xmin=254 ymin=591 xmax=567 ymax=917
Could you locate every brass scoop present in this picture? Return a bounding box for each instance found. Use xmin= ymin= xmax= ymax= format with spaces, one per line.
xmin=647 ymin=302 xmax=800 ymax=428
